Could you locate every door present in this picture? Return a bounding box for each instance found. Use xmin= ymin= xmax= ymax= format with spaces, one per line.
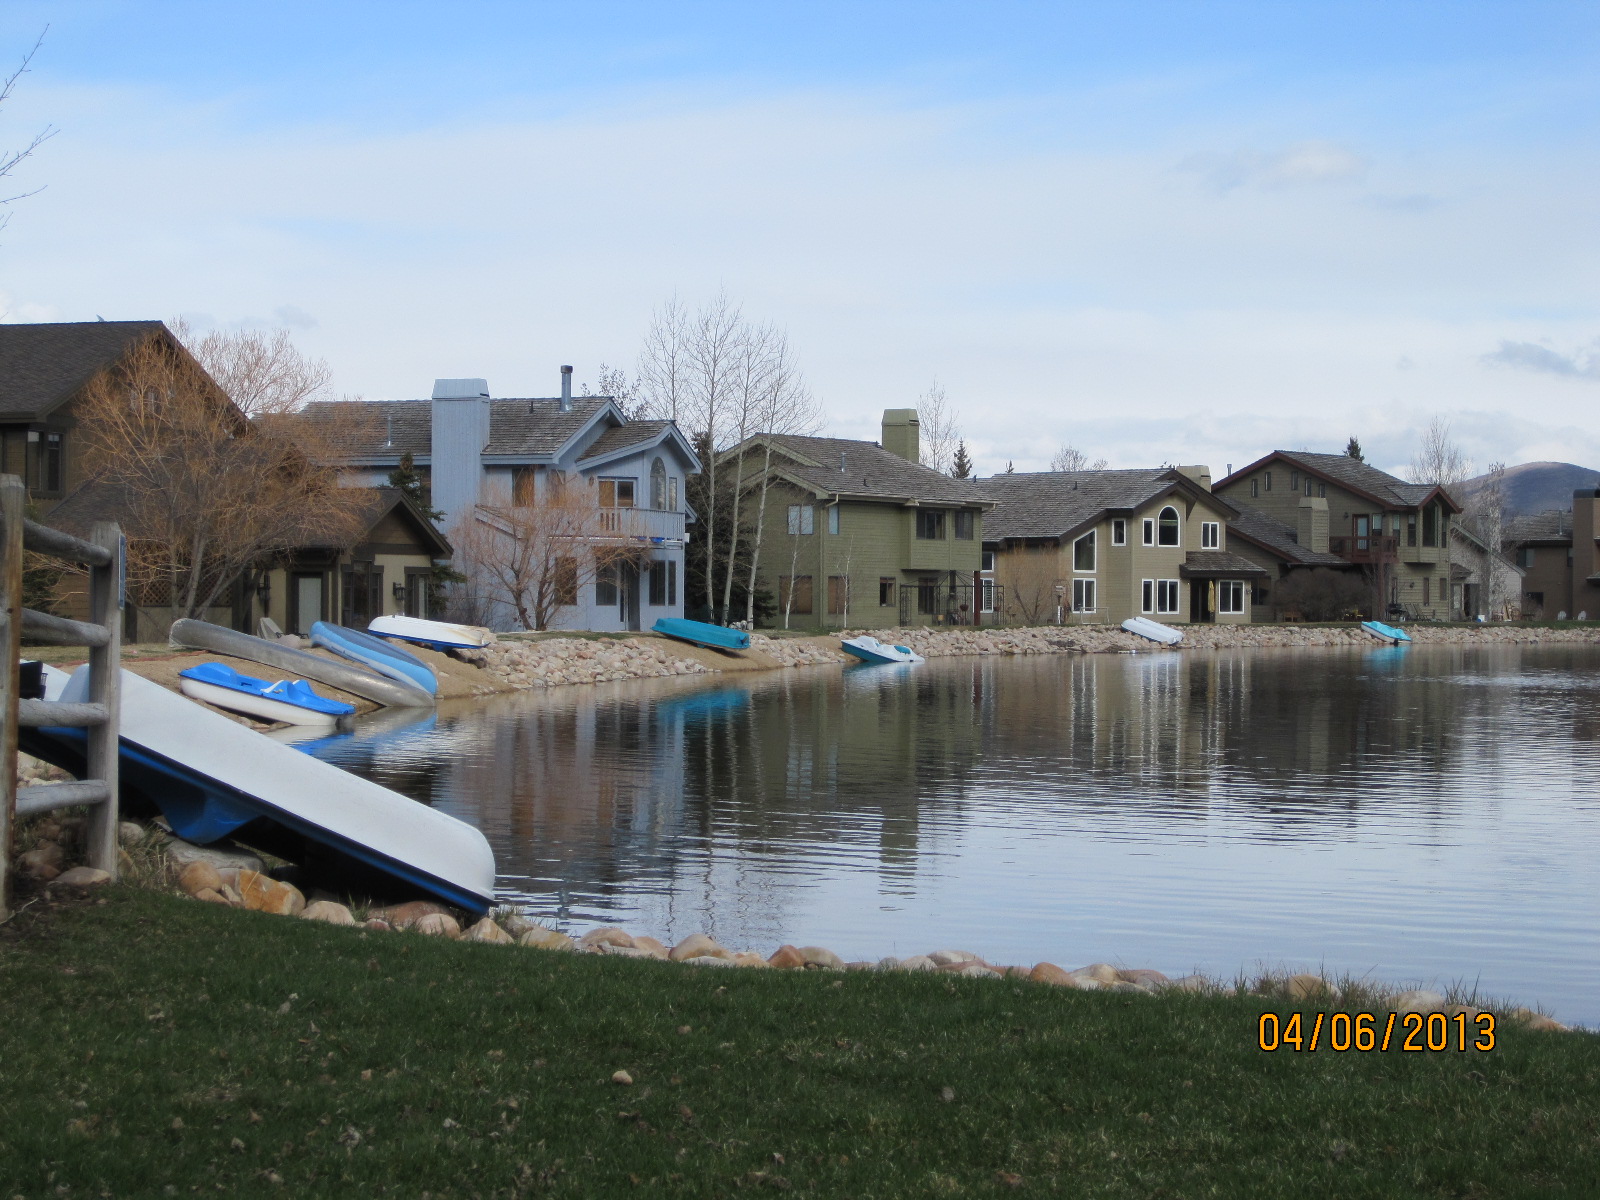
xmin=621 ymin=564 xmax=641 ymax=631
xmin=292 ymin=573 xmax=323 ymax=634
xmin=1353 ymin=514 xmax=1371 ymax=554
xmin=1189 ymin=579 xmax=1216 ymax=623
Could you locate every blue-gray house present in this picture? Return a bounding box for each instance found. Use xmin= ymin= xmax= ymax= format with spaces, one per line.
xmin=304 ymin=368 xmax=700 ymax=631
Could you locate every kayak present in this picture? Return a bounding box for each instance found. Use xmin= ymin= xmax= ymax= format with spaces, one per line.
xmin=310 ymin=621 xmax=439 ymax=695
xmin=178 ymin=662 xmax=356 ymax=727
xmin=369 ymin=614 xmax=494 ymax=651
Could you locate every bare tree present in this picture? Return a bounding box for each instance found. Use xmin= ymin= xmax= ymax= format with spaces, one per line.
xmin=170 ymin=319 xmax=335 ymax=416
xmin=0 ymin=32 xmax=54 ymax=235
xmin=74 ymin=332 xmax=367 ymax=619
xmin=1408 ymin=416 xmax=1471 ymax=487
xmin=450 ymin=473 xmax=653 ymax=631
xmin=998 ymin=548 xmax=1061 ymax=626
xmin=1049 ymin=444 xmax=1109 ymax=472
xmin=580 ymin=363 xmax=648 ymax=420
xmin=918 ymin=381 xmax=961 ymax=475
xmin=1469 ymin=460 xmax=1507 ymax=620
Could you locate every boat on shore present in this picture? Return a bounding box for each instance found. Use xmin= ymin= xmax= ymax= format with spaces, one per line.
xmin=369 ymin=614 xmax=494 ymax=651
xmin=23 ymin=664 xmax=494 ymax=912
xmin=1361 ymin=620 xmax=1412 ymax=645
xmin=311 ymin=621 xmax=439 ymax=695
xmin=841 ymin=635 xmax=925 ymax=665
xmin=652 ymin=617 xmax=751 ymax=652
xmin=169 ymin=619 xmax=434 ymax=709
xmin=1121 ymin=617 xmax=1184 ymax=645
xmin=178 ymin=662 xmax=356 ymax=727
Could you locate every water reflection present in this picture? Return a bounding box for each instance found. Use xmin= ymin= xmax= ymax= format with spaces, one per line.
xmin=313 ymin=644 xmax=1600 ymax=1024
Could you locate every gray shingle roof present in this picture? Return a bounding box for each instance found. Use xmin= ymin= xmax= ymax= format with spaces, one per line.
xmin=0 ymin=320 xmax=170 ymax=421
xmin=1180 ymin=551 xmax=1270 ymax=578
xmin=750 ymin=435 xmax=993 ymax=505
xmin=1504 ymin=510 xmax=1573 ymax=544
xmin=579 ymin=420 xmax=672 ymax=462
xmin=979 ymin=469 xmax=1190 ymax=541
xmin=1229 ymin=451 xmax=1460 ymax=512
xmin=299 ymin=396 xmax=612 ymax=459
xmin=1225 ymin=506 xmax=1350 ymax=567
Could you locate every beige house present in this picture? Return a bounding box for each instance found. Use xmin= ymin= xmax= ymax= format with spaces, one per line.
xmin=1216 ymin=451 xmax=1461 ymax=621
xmin=723 ymin=410 xmax=992 ymax=628
xmin=980 ymin=466 xmax=1263 ymax=626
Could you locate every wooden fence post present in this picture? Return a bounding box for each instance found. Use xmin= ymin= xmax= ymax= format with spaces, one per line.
xmin=84 ymin=522 xmax=122 ymax=876
xmin=0 ymin=475 xmax=26 ymax=918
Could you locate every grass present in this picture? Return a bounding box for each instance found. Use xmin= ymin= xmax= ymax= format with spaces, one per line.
xmin=2 ymin=889 xmax=1598 ymax=1197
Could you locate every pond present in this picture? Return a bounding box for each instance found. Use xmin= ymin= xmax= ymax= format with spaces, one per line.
xmin=311 ymin=643 xmax=1600 ymax=1025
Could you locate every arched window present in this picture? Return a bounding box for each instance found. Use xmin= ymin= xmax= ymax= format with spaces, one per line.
xmin=1157 ymin=505 xmax=1180 ymax=546
xmin=650 ymin=457 xmax=668 ymax=510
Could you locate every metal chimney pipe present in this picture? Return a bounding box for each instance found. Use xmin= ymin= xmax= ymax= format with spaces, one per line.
xmin=560 ymin=365 xmax=573 ymax=413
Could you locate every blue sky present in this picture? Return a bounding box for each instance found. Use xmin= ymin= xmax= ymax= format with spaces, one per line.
xmin=1 ymin=1 xmax=1597 ymax=475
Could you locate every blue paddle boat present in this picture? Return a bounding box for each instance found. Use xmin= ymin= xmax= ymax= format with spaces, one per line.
xmin=652 ymin=617 xmax=751 ymax=652
xmin=1361 ymin=620 xmax=1411 ymax=645
xmin=311 ymin=621 xmax=439 ymax=695
xmin=179 ymin=662 xmax=356 ymax=727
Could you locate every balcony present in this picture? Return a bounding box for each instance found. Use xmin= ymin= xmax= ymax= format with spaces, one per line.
xmin=595 ymin=506 xmax=687 ymax=543
xmin=1328 ymin=533 xmax=1398 ymax=564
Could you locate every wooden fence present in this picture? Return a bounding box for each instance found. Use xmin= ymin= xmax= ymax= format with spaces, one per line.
xmin=0 ymin=474 xmax=123 ymax=918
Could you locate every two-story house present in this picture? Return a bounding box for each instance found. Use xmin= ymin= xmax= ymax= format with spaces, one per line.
xmin=981 ymin=466 xmax=1264 ymax=626
xmin=302 ymin=369 xmax=701 ymax=632
xmin=1504 ymin=489 xmax=1600 ymax=619
xmin=1215 ymin=452 xmax=1462 ymax=621
xmin=721 ymin=410 xmax=992 ymax=628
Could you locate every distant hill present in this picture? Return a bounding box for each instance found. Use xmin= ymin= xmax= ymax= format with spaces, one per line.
xmin=1454 ymin=461 xmax=1600 ymax=517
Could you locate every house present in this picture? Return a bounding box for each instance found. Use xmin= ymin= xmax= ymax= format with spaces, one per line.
xmin=1448 ymin=521 xmax=1524 ymax=621
xmin=981 ymin=465 xmax=1264 ymax=626
xmin=721 ymin=410 xmax=992 ymax=628
xmin=1504 ymin=490 xmax=1600 ymax=618
xmin=300 ymin=369 xmax=701 ymax=631
xmin=1215 ymin=452 xmax=1462 ymax=620
xmin=1223 ymin=507 xmax=1361 ymax=621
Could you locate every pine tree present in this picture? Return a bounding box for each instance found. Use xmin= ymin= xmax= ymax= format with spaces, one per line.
xmin=1344 ymin=437 xmax=1364 ymax=462
xmin=388 ymin=451 xmax=443 ymax=521
xmin=1004 ymin=460 xmax=1015 ymax=474
xmin=951 ymin=440 xmax=973 ymax=479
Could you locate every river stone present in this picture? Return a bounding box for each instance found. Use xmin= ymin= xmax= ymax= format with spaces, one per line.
xmin=944 ymin=962 xmax=1001 ymax=979
xmin=671 ymin=933 xmax=730 ymax=962
xmin=1448 ymin=1003 xmax=1484 ymax=1020
xmin=497 ymin=912 xmax=545 ymax=940
xmin=53 ymin=866 xmax=112 ymax=887
xmin=1169 ymin=974 xmax=1218 ymax=994
xmin=927 ymin=949 xmax=983 ymax=967
xmin=682 ymin=955 xmax=737 ymax=967
xmin=1110 ymin=981 xmax=1152 ymax=995
xmin=1075 ymin=963 xmax=1120 ymax=986
xmin=1394 ymin=989 xmax=1445 ymax=1016
xmin=1286 ymin=973 xmax=1339 ymax=1003
xmin=301 ymin=900 xmax=356 ymax=926
xmin=237 ymin=871 xmax=305 ymax=916
xmin=631 ymin=935 xmax=669 ymax=959
xmin=363 ymin=918 xmax=394 ymax=932
xmin=872 ymin=957 xmax=901 ymax=972
xmin=580 ymin=926 xmax=636 ymax=950
xmin=1522 ymin=1013 xmax=1567 ymax=1032
xmin=767 ymin=945 xmax=807 ymax=969
xmin=897 ymin=955 xmax=937 ymax=972
xmin=463 ymin=917 xmax=513 ymax=944
xmin=732 ymin=952 xmax=773 ymax=968
xmin=163 ymin=837 xmax=265 ymax=875
xmin=1064 ymin=971 xmax=1105 ymax=990
xmin=118 ymin=821 xmax=146 ymax=847
xmin=412 ymin=912 xmax=461 ymax=938
xmin=798 ymin=946 xmax=845 ymax=970
xmin=1118 ymin=968 xmax=1171 ymax=990
xmin=193 ymin=887 xmax=231 ymax=906
xmin=519 ymin=928 xmax=576 ymax=952
xmin=178 ymin=860 xmax=224 ymax=897
xmin=1029 ymin=962 xmax=1073 ymax=987
xmin=375 ymin=900 xmax=451 ymax=930
xmin=19 ymin=841 xmax=64 ymax=878
xmin=599 ymin=944 xmax=660 ymax=959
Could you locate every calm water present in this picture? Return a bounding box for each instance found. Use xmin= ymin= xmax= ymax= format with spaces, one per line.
xmin=310 ymin=644 xmax=1600 ymax=1024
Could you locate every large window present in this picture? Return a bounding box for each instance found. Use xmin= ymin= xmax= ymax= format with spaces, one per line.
xmin=647 ymin=559 xmax=677 ymax=607
xmin=827 ymin=506 xmax=840 ymax=535
xmin=1200 ymin=521 xmax=1220 ymax=549
xmin=787 ymin=504 xmax=815 ymax=535
xmin=650 ymin=458 xmax=668 ymax=510
xmin=779 ymin=575 xmax=814 ymax=614
xmin=594 ymin=565 xmax=618 ymax=606
xmin=954 ymin=510 xmax=975 ymax=540
xmin=915 ymin=509 xmax=946 ymax=540
xmin=598 ymin=478 xmax=635 ymax=508
xmin=1422 ymin=503 xmax=1440 ymax=547
xmin=27 ymin=430 xmax=63 ymax=496
xmin=1157 ymin=506 xmax=1180 ymax=546
xmin=1072 ymin=578 xmax=1096 ymax=613
xmin=1073 ymin=530 xmax=1096 ymax=571
xmin=1156 ymin=579 xmax=1180 ymax=614
xmin=1218 ymin=579 xmax=1245 ymax=614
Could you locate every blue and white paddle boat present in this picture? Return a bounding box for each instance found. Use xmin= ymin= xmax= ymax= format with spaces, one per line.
xmin=652 ymin=617 xmax=751 ymax=652
xmin=841 ymin=635 xmax=925 ymax=665
xmin=311 ymin=621 xmax=439 ymax=695
xmin=1361 ymin=620 xmax=1411 ymax=645
xmin=178 ymin=662 xmax=356 ymax=727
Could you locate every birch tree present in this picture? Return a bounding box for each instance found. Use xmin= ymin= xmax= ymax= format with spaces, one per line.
xmin=1408 ymin=417 xmax=1471 ymax=487
xmin=918 ymin=381 xmax=961 ymax=475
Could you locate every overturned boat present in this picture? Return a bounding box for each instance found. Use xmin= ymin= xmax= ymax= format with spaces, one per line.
xmin=1121 ymin=617 xmax=1184 ymax=646
xmin=1361 ymin=620 xmax=1412 ymax=645
xmin=369 ymin=614 xmax=494 ymax=652
xmin=652 ymin=617 xmax=751 ymax=652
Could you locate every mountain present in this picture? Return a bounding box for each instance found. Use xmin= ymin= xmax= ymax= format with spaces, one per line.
xmin=1454 ymin=461 xmax=1600 ymax=518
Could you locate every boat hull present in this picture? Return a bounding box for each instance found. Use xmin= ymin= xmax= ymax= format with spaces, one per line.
xmin=1121 ymin=617 xmax=1184 ymax=645
xmin=311 ymin=622 xmax=439 ymax=695
xmin=369 ymin=615 xmax=493 ymax=651
xmin=179 ymin=677 xmax=342 ymax=727
xmin=1361 ymin=620 xmax=1412 ymax=644
xmin=652 ymin=617 xmax=751 ymax=652
xmin=170 ymin=619 xmax=434 ymax=708
xmin=841 ymin=636 xmax=925 ymax=665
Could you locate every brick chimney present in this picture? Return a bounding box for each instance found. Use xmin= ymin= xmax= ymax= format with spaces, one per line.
xmin=882 ymin=409 xmax=920 ymax=463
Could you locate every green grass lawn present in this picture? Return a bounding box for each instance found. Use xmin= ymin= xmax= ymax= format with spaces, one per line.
xmin=2 ymin=888 xmax=1596 ymax=1198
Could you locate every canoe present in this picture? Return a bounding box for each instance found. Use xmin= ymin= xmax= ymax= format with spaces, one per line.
xmin=179 ymin=662 xmax=356 ymax=727
xmin=369 ymin=614 xmax=494 ymax=651
xmin=23 ymin=664 xmax=494 ymax=913
xmin=1361 ymin=620 xmax=1411 ymax=645
xmin=652 ymin=617 xmax=751 ymax=652
xmin=311 ymin=621 xmax=439 ymax=695
xmin=840 ymin=635 xmax=925 ymax=665
xmin=170 ymin=619 xmax=434 ymax=709
xmin=1121 ymin=617 xmax=1184 ymax=646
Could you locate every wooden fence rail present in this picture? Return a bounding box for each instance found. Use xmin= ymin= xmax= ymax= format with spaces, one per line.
xmin=0 ymin=474 xmax=123 ymax=918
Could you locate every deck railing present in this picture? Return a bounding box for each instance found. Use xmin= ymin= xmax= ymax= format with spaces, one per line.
xmin=1328 ymin=534 xmax=1399 ymax=564
xmin=0 ymin=474 xmax=123 ymax=918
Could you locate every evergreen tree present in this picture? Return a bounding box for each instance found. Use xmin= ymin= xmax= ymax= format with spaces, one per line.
xmin=951 ymin=440 xmax=973 ymax=479
xmin=1344 ymin=437 xmax=1364 ymax=462
xmin=1004 ymin=460 xmax=1015 ymax=474
xmin=388 ymin=452 xmax=443 ymax=521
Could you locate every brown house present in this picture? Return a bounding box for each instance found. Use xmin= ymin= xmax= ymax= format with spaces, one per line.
xmin=1504 ymin=490 xmax=1600 ymax=619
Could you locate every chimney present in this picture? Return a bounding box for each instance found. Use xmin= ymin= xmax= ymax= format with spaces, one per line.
xmin=560 ymin=365 xmax=573 ymax=413
xmin=430 ymin=377 xmax=491 ymax=529
xmin=882 ymin=409 xmax=920 ymax=463
xmin=1297 ymin=494 xmax=1329 ymax=554
xmin=1174 ymin=464 xmax=1212 ymax=491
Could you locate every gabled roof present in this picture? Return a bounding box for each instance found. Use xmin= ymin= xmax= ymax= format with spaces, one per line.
xmin=1503 ymin=509 xmax=1574 ymax=545
xmin=304 ymin=486 xmax=453 ymax=555
xmin=730 ymin=434 xmax=993 ymax=506
xmin=979 ymin=468 xmax=1232 ymax=542
xmin=577 ymin=419 xmax=702 ymax=472
xmin=1225 ymin=507 xmax=1350 ymax=567
xmin=300 ymin=396 xmax=618 ymax=460
xmin=0 ymin=320 xmax=175 ymax=422
xmin=1217 ymin=451 xmax=1462 ymax=513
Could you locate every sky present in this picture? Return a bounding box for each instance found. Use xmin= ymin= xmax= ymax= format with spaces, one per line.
xmin=0 ymin=1 xmax=1596 ymax=478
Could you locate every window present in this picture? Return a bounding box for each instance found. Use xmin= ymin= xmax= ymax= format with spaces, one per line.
xmin=1141 ymin=579 xmax=1154 ymax=613
xmin=1142 ymin=518 xmax=1155 ymax=545
xmin=599 ymin=478 xmax=636 ymax=508
xmin=1422 ymin=503 xmax=1439 ymax=547
xmin=827 ymin=575 xmax=849 ymax=615
xmin=650 ymin=458 xmax=668 ymax=510
xmin=512 ymin=466 xmax=537 ymax=508
xmin=1073 ymin=530 xmax=1096 ymax=571
xmin=915 ymin=509 xmax=946 ymax=540
xmin=1218 ymin=580 xmax=1245 ymax=613
xmin=979 ymin=578 xmax=996 ymax=613
xmin=1519 ymin=547 xmax=1535 ymax=569
xmin=827 ymin=505 xmax=840 ymax=535
xmin=916 ymin=577 xmax=939 ymax=615
xmin=1157 ymin=506 xmax=1180 ymax=546
xmin=878 ymin=577 xmax=896 ymax=606
xmin=1111 ymin=518 xmax=1126 ymax=545
xmin=647 ymin=559 xmax=677 ymax=607
xmin=594 ymin=565 xmax=618 ymax=606
xmin=1407 ymin=513 xmax=1417 ymax=547
xmin=1249 ymin=478 xmax=1259 ymax=498
xmin=1305 ymin=477 xmax=1314 ymax=497
xmin=1072 ymin=578 xmax=1096 ymax=613
xmin=669 ymin=478 xmax=679 ymax=510
xmin=1264 ymin=471 xmax=1272 ymax=492
xmin=1422 ymin=577 xmax=1430 ymax=605
xmin=1318 ymin=482 xmax=1326 ymax=498
xmin=954 ymin=510 xmax=974 ymax=540
xmin=27 ymin=430 xmax=63 ymax=496
xmin=554 ymin=557 xmax=578 ymax=606
xmin=1200 ymin=521 xmax=1220 ymax=549
xmin=1156 ymin=579 xmax=1181 ymax=614
xmin=787 ymin=504 xmax=815 ymax=535
xmin=981 ymin=550 xmax=996 ymax=572
xmin=779 ymin=575 xmax=813 ymax=614
xmin=1289 ymin=470 xmax=1299 ymax=491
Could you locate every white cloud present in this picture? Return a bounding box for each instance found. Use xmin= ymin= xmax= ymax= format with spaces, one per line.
xmin=1481 ymin=338 xmax=1600 ymax=381
xmin=1178 ymin=140 xmax=1368 ymax=192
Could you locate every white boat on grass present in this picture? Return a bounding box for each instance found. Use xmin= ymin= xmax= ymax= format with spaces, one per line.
xmin=1121 ymin=617 xmax=1184 ymax=646
xmin=369 ymin=614 xmax=494 ymax=651
xmin=841 ymin=635 xmax=926 ymax=665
